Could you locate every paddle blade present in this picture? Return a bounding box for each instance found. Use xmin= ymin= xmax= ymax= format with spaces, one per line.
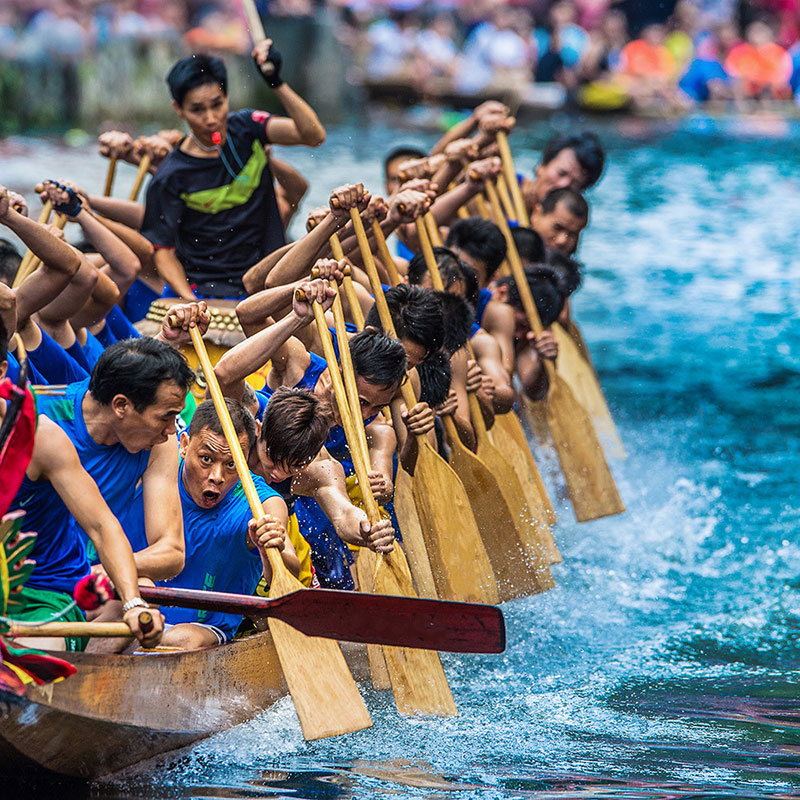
xmin=140 ymin=586 xmax=506 ymax=654
xmin=411 ymin=444 xmax=500 ymax=605
xmin=267 ymin=615 xmax=372 ymax=739
xmin=546 ymin=374 xmax=625 ymax=523
xmin=373 ymin=548 xmax=457 ymax=716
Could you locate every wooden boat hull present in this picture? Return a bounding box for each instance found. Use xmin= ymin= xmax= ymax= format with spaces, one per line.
xmin=0 ymin=630 xmax=368 ymax=781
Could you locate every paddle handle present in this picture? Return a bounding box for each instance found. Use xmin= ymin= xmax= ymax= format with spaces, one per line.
xmin=329 ymin=231 xmax=345 ymax=261
xmin=416 ymin=218 xmax=444 ymax=292
xmin=341 ymin=266 xmax=365 ymax=331
xmin=7 ymin=611 xmax=151 ymax=639
xmin=423 ymin=212 xmax=444 ymax=248
xmin=104 ymin=156 xmax=117 ymax=197
xmin=497 ymin=131 xmax=530 ymax=227
xmin=128 ymin=154 xmax=151 ymax=202
xmin=348 ymin=207 xmax=419 ymax=414
xmin=496 ymin=174 xmax=518 ymax=223
xmin=188 ymin=325 xmax=284 ymax=576
xmin=371 ymin=219 xmax=402 ymax=287
xmin=241 ymin=0 xmax=267 ymax=41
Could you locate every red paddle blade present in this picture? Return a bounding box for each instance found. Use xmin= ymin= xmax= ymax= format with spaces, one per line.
xmin=141 ymin=586 xmax=505 ymax=654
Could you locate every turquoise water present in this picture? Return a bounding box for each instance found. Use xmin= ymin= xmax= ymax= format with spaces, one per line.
xmin=4 ymin=115 xmax=800 ymax=798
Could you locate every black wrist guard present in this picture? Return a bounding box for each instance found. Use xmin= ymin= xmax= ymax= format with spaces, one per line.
xmin=255 ymin=45 xmax=284 ymax=89
xmin=51 ymin=182 xmax=82 ymax=217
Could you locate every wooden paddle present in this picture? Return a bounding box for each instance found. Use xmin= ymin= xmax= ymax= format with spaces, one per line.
xmin=103 ymin=156 xmax=117 ymax=197
xmin=340 ymin=265 xmax=365 ymax=330
xmin=418 ymin=221 xmax=555 ymax=595
xmin=496 ymin=131 xmax=530 ymax=226
xmin=8 ymin=612 xmax=153 ymax=644
xmin=242 ymin=0 xmax=267 ymax=41
xmin=188 ymin=324 xmax=372 ymax=740
xmin=371 ymin=220 xmax=403 ymax=286
xmin=128 ymin=154 xmax=151 ymax=202
xmin=485 ymin=180 xmax=625 ymax=522
xmin=140 ymin=585 xmax=504 ymax=653
xmin=496 ymin=174 xmax=518 ymax=223
xmin=347 ymin=204 xmax=499 ymax=605
xmin=552 ymin=323 xmax=625 ymax=461
xmin=314 ymin=284 xmax=457 ymax=715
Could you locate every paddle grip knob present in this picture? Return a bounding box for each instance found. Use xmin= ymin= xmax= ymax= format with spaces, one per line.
xmin=138 ymin=611 xmax=154 ymax=635
xmin=295 ymin=288 xmax=308 ymax=302
xmin=311 ymin=266 xmax=320 ymax=278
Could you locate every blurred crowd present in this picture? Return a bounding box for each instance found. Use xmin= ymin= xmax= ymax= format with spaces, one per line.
xmin=4 ymin=0 xmax=800 ymax=112
xmin=346 ymin=0 xmax=800 ymax=110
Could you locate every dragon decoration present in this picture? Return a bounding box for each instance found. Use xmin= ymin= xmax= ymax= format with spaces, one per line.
xmin=0 ymin=363 xmax=77 ymax=695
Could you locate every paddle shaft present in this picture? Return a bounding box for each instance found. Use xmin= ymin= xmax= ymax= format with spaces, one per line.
xmin=13 ymin=201 xmax=53 ymax=289
xmin=497 ymin=131 xmax=530 ymax=226
xmin=496 ymin=174 xmax=517 ymax=223
xmin=371 ymin=219 xmax=403 ymax=286
xmin=104 ymin=156 xmax=117 ymax=197
xmin=341 ymin=265 xmax=365 ymax=330
xmin=128 ymin=154 xmax=151 ymax=202
xmin=187 ymin=325 xmax=284 ymax=578
xmin=242 ymin=0 xmax=267 ymax=40
xmin=8 ymin=612 xmax=152 ymax=640
xmin=13 ymin=209 xmax=67 ymax=289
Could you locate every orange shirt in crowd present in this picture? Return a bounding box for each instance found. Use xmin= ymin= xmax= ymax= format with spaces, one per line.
xmin=619 ymin=39 xmax=677 ymax=79
xmin=725 ymin=42 xmax=793 ymax=96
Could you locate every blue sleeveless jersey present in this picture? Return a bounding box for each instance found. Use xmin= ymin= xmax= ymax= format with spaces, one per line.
xmin=7 ymin=350 xmax=47 ymax=385
xmin=37 ymin=379 xmax=151 ymax=544
xmin=8 ymin=472 xmax=89 ymax=594
xmin=158 ymin=465 xmax=281 ymax=637
xmin=82 ymin=330 xmax=105 ymax=370
xmin=475 ymin=288 xmax=492 ymax=327
xmin=27 ymin=328 xmax=88 ymax=385
xmin=105 ymin=305 xmax=142 ymax=342
xmin=66 ymin=339 xmax=91 ymax=373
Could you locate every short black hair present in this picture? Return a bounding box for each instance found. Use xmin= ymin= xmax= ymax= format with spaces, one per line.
xmin=261 ymin=386 xmax=331 ymax=469
xmin=445 ymin=218 xmax=507 ymax=279
xmin=496 ymin=265 xmax=565 ymax=328
xmin=89 ymin=338 xmax=195 ymax=412
xmin=510 ymin=228 xmax=545 ymax=265
xmin=365 ymin=284 xmax=444 ymax=358
xmin=349 ymin=328 xmax=407 ymax=389
xmin=546 ymin=252 xmax=583 ymax=296
xmin=540 ymin=132 xmax=605 ymax=188
xmin=540 ymin=187 xmax=589 ymax=221
xmin=167 ymin=54 xmax=228 ymax=106
xmin=189 ymin=398 xmax=256 ymax=449
xmin=417 ymin=348 xmax=451 ymax=407
xmin=435 ymin=291 xmax=474 ymax=355
xmin=0 ymin=239 xmax=21 ymax=286
xmin=407 ymin=246 xmax=480 ymax=308
xmin=384 ymin=145 xmax=426 ymax=173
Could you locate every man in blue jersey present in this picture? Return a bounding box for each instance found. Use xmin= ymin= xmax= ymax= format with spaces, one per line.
xmin=141 ymin=41 xmax=326 ymax=300
xmin=38 ymin=337 xmax=196 ymax=582
xmin=0 ymin=319 xmax=163 ymax=652
xmin=159 ymin=399 xmax=299 ymax=649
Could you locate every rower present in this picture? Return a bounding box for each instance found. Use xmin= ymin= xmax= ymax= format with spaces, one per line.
xmin=407 ymin=247 xmax=515 ymax=414
xmin=519 ymin=131 xmax=605 ymax=217
xmin=140 ymin=46 xmax=326 ymax=300
xmin=246 ymin=386 xmax=395 ymax=590
xmin=493 ymin=265 xmax=566 ymax=400
xmin=214 ymin=275 xmax=426 ymax=588
xmin=0 ymin=318 xmax=163 ymax=653
xmin=36 ymin=335 xmax=197 ymax=581
xmin=158 ymin=399 xmax=298 ymax=650
xmin=531 ymin=187 xmax=589 ymax=257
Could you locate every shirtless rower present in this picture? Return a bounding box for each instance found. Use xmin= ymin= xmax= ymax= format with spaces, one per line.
xmin=1 ymin=318 xmax=163 ymax=652
xmin=140 ymin=44 xmax=326 ymax=300
xmin=532 ymin=187 xmax=589 ymax=257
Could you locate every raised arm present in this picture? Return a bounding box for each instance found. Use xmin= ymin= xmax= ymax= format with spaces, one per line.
xmin=252 ymin=40 xmax=326 ymax=147
xmin=137 ymin=437 xmax=185 ymax=581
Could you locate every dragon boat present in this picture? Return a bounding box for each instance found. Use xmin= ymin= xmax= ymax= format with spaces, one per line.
xmin=0 ymin=631 xmax=369 ymax=781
